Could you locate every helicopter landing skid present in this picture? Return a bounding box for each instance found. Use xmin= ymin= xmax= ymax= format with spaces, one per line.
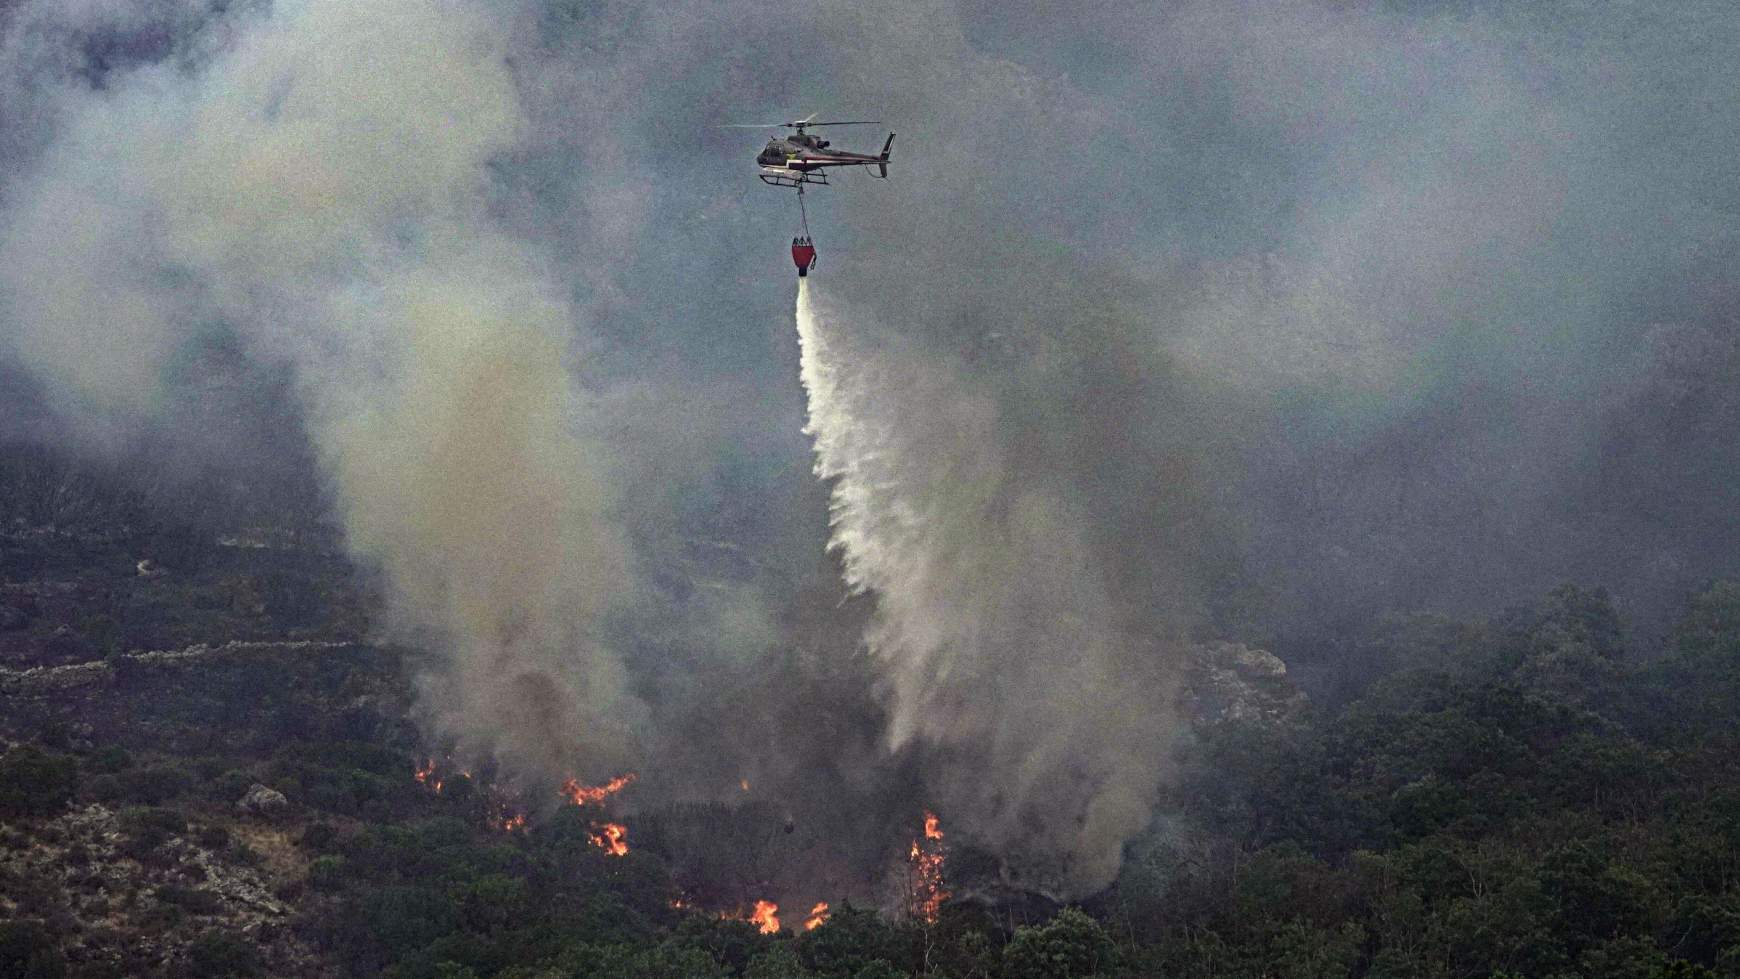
xmin=759 ymin=170 xmax=829 ymax=188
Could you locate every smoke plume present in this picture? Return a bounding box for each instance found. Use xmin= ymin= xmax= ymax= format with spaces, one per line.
xmin=0 ymin=0 xmax=642 ymax=779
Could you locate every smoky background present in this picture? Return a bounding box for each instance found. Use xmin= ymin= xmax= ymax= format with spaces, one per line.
xmin=1 ymin=0 xmax=1737 ymax=898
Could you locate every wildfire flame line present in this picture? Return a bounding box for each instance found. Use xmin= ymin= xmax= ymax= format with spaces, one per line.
xmin=414 ymin=762 xmax=638 ymax=846
xmin=750 ymin=900 xmax=780 ymax=934
xmin=561 ymin=773 xmax=637 ymax=806
xmin=803 ymin=902 xmax=830 ymax=931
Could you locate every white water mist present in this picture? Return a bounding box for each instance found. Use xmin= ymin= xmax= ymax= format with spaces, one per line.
xmin=795 ymin=280 xmax=1176 ymax=896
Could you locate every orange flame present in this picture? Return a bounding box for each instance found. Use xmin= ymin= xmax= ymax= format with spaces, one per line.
xmin=750 ymin=900 xmax=780 ymax=934
xmin=414 ymin=759 xmax=443 ymax=793
xmin=588 ymin=821 xmax=629 ymax=856
xmin=561 ymin=773 xmax=637 ymax=807
xmin=493 ymin=812 xmax=527 ymax=833
xmin=740 ymin=778 xmax=751 ymax=792
xmin=803 ymin=902 xmax=830 ymax=931
xmin=909 ymin=810 xmax=949 ymax=923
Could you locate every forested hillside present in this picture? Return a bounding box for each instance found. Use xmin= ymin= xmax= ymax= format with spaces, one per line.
xmin=4 ymin=448 xmax=1740 ymax=978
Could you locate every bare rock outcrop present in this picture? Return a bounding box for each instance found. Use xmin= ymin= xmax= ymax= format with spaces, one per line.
xmin=236 ymin=784 xmax=289 ymax=817
xmin=1183 ymin=641 xmax=1307 ymax=730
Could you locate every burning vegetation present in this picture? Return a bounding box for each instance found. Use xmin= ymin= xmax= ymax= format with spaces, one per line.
xmin=729 ymin=899 xmax=828 ymax=936
xmin=413 ymin=761 xmax=636 ymax=851
xmin=410 ymin=760 xmax=928 ymax=931
xmin=561 ymin=773 xmax=637 ymax=857
xmin=491 ymin=811 xmax=528 ymax=833
xmin=803 ymin=901 xmax=830 ymax=931
xmin=560 ymin=772 xmax=637 ymax=806
xmin=587 ymin=821 xmax=629 ymax=856
xmin=908 ymin=810 xmax=949 ymax=922
xmin=412 ymin=758 xmax=441 ymax=793
xmin=749 ymin=900 xmax=781 ymax=935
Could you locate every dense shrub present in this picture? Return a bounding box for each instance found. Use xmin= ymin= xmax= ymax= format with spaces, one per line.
xmin=117 ymin=805 xmax=186 ymax=863
xmin=112 ymin=766 xmax=195 ymax=806
xmin=0 ymin=919 xmax=65 ymax=979
xmin=83 ymin=773 xmax=122 ymax=803
xmin=185 ymin=929 xmax=261 ymax=978
xmin=194 ymin=822 xmax=232 ymax=850
xmin=88 ymin=746 xmax=133 ymax=774
xmin=206 ymin=769 xmax=257 ymax=804
xmin=0 ymin=747 xmax=78 ymax=817
xmin=308 ymin=855 xmax=347 ymax=891
xmin=155 ymin=884 xmax=225 ymax=915
xmin=298 ymin=821 xmax=340 ymax=852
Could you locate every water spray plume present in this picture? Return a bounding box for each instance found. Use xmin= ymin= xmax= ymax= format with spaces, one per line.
xmin=795 ymin=281 xmax=1177 ymax=895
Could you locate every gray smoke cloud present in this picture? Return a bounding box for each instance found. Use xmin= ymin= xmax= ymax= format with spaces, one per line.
xmin=0 ymin=0 xmax=648 ymax=780
xmin=4 ymin=0 xmax=1739 ymax=901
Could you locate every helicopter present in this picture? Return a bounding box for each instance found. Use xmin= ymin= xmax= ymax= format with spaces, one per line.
xmin=721 ymin=115 xmax=894 ymax=276
xmin=721 ymin=115 xmax=895 ymax=188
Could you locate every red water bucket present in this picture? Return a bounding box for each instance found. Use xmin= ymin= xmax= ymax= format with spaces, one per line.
xmin=792 ymin=236 xmax=817 ymax=277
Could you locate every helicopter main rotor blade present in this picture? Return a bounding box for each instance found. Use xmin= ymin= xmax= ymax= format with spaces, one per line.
xmin=716 ymin=116 xmax=884 ymax=129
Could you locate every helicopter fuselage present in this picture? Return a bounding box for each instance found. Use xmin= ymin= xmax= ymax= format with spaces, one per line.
xmin=757 ymin=129 xmax=894 ymax=185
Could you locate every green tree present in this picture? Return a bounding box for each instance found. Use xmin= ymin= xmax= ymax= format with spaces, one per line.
xmin=1539 ymin=843 xmax=1654 ymax=952
xmin=1267 ymin=919 xmax=1363 ymax=979
xmin=566 ymin=940 xmax=729 ymax=979
xmin=356 ymin=885 xmax=459 ymax=958
xmin=1002 ymin=908 xmax=1117 ymax=979
xmin=745 ymin=943 xmax=816 ymax=979
xmin=799 ymin=904 xmax=910 ymax=978
xmin=1671 ymin=581 xmax=1740 ymax=660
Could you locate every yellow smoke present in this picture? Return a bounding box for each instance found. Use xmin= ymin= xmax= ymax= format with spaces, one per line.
xmin=0 ymin=0 xmax=640 ymax=776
